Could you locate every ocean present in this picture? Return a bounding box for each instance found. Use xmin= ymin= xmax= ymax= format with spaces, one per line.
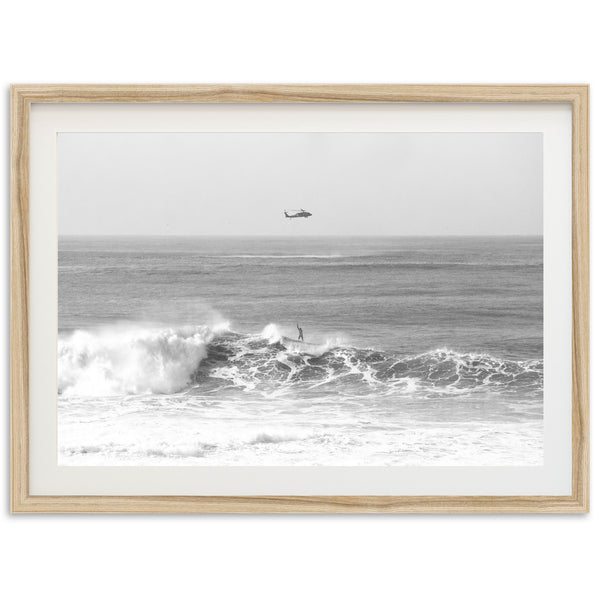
xmin=58 ymin=235 xmax=543 ymax=466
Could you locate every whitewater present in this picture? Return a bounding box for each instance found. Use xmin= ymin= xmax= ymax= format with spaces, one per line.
xmin=58 ymin=236 xmax=544 ymax=466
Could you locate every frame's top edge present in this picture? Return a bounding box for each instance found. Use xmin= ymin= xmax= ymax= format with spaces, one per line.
xmin=9 ymin=83 xmax=589 ymax=104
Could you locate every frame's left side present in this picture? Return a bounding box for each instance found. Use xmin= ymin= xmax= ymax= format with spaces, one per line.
xmin=10 ymin=86 xmax=31 ymax=512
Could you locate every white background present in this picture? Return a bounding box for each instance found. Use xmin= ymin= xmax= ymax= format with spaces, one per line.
xmin=1 ymin=1 xmax=596 ymax=599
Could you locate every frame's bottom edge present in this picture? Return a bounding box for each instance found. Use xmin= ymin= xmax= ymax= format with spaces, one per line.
xmin=12 ymin=494 xmax=589 ymax=514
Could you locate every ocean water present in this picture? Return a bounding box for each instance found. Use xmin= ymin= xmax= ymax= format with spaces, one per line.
xmin=58 ymin=236 xmax=543 ymax=465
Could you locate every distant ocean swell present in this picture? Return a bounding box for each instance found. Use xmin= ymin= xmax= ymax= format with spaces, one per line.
xmin=58 ymin=323 xmax=543 ymax=399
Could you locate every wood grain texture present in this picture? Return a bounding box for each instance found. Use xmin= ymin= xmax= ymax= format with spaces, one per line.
xmin=10 ymin=84 xmax=590 ymax=513
xmin=570 ymin=86 xmax=590 ymax=512
xmin=9 ymin=494 xmax=591 ymax=514
xmin=10 ymin=85 xmax=30 ymax=512
xmin=8 ymin=83 xmax=590 ymax=104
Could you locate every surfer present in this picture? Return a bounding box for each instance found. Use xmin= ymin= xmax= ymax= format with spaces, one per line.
xmin=296 ymin=323 xmax=304 ymax=342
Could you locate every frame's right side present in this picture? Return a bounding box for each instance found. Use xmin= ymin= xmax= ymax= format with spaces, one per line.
xmin=570 ymin=85 xmax=590 ymax=512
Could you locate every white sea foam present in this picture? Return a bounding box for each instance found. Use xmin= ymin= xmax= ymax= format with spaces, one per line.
xmin=260 ymin=323 xmax=283 ymax=344
xmin=58 ymin=324 xmax=226 ymax=397
xmin=58 ymin=391 xmax=544 ymax=466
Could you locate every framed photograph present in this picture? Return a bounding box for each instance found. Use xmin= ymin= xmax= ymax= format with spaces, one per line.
xmin=11 ymin=85 xmax=589 ymax=513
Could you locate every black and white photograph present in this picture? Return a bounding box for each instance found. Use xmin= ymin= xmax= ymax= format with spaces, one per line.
xmin=57 ymin=131 xmax=543 ymax=466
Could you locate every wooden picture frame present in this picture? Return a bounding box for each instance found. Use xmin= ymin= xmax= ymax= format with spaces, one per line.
xmin=11 ymin=84 xmax=589 ymax=513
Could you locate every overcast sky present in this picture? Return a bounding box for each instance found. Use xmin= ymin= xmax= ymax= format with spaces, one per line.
xmin=58 ymin=132 xmax=542 ymax=236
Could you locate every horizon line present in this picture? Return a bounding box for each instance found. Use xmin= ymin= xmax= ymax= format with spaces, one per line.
xmin=58 ymin=233 xmax=544 ymax=238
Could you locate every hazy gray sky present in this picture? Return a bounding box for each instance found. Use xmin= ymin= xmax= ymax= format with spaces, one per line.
xmin=58 ymin=132 xmax=542 ymax=236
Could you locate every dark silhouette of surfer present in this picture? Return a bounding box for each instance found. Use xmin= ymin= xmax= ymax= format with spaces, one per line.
xmin=296 ymin=323 xmax=304 ymax=342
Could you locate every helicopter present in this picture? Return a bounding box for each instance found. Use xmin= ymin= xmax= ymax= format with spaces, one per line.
xmin=284 ymin=208 xmax=312 ymax=219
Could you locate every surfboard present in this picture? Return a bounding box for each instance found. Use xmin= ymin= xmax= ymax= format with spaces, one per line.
xmin=281 ymin=336 xmax=323 ymax=355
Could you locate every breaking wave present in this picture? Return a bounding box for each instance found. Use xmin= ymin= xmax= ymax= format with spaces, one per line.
xmin=58 ymin=324 xmax=226 ymax=397
xmin=58 ymin=322 xmax=543 ymax=398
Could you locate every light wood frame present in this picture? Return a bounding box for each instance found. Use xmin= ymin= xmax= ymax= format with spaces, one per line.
xmin=10 ymin=84 xmax=589 ymax=513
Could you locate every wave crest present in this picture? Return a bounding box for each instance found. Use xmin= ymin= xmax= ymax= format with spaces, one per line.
xmin=199 ymin=334 xmax=542 ymax=398
xmin=58 ymin=325 xmax=222 ymax=396
xmin=58 ymin=323 xmax=542 ymax=398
